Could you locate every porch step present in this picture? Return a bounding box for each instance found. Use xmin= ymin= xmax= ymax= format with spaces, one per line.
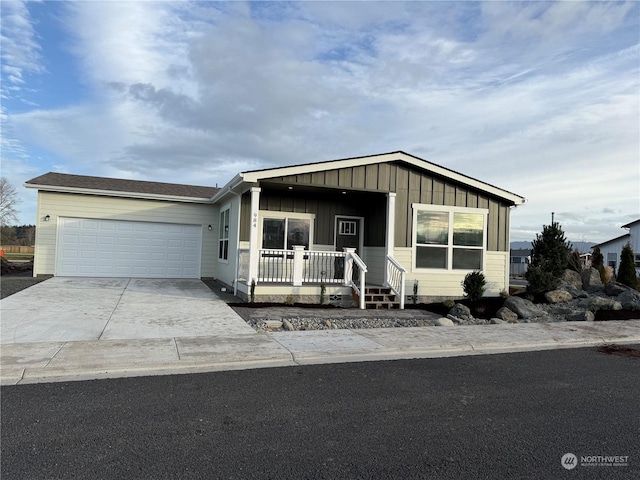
xmin=363 ymin=286 xmax=401 ymax=310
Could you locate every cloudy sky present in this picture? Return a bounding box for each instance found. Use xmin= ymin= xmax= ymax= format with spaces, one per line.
xmin=1 ymin=1 xmax=638 ymax=243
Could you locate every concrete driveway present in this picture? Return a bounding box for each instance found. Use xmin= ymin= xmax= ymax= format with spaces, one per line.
xmin=1 ymin=278 xmax=256 ymax=344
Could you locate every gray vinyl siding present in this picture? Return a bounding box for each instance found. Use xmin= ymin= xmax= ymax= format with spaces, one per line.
xmin=243 ymin=161 xmax=513 ymax=252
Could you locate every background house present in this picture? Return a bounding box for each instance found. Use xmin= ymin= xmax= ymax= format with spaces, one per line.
xmin=509 ymin=249 xmax=530 ymax=277
xmin=593 ymin=219 xmax=640 ymax=276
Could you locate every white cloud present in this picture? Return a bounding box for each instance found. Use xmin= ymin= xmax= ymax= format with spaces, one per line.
xmin=2 ymin=1 xmax=638 ymax=238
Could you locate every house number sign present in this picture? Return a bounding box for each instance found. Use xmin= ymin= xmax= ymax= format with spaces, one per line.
xmin=253 ymin=212 xmax=258 ymax=228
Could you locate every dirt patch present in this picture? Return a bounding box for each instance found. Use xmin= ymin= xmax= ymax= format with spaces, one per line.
xmin=0 ymin=275 xmax=50 ymax=299
xmin=596 ymin=344 xmax=640 ymax=359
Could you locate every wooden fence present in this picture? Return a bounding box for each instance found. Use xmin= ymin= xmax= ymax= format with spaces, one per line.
xmin=0 ymin=246 xmax=35 ymax=254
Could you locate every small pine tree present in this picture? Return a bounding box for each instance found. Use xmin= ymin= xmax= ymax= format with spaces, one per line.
xmin=525 ymin=222 xmax=572 ymax=294
xmin=462 ymin=271 xmax=486 ymax=301
xmin=591 ymin=246 xmax=606 ymax=283
xmin=618 ymin=243 xmax=638 ymax=289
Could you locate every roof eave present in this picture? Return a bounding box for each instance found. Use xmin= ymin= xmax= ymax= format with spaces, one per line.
xmin=24 ymin=183 xmax=214 ymax=204
xmin=239 ymin=152 xmax=526 ymax=205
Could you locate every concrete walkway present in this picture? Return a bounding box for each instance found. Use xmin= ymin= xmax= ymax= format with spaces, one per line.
xmin=2 ymin=277 xmax=639 ymax=385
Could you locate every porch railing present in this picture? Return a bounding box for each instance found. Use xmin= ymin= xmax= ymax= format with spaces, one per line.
xmin=385 ymin=255 xmax=406 ymax=310
xmin=236 ymin=247 xmax=369 ymax=308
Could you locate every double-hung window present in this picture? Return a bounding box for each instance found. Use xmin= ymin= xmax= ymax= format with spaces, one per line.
xmin=413 ymin=205 xmax=487 ymax=271
xmin=218 ymin=207 xmax=230 ymax=262
xmin=261 ymin=213 xmax=313 ymax=250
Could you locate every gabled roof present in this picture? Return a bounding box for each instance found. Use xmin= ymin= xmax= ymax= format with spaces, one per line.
xmin=510 ymin=249 xmax=531 ymax=256
xmin=223 ymin=151 xmax=525 ymax=205
xmin=622 ymin=219 xmax=640 ymax=228
xmin=24 ymin=172 xmax=219 ymax=203
xmin=592 ymin=233 xmax=630 ymax=249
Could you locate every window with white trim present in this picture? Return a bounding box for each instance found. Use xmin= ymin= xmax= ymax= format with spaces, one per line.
xmin=634 ymin=254 xmax=640 ymax=268
xmin=218 ymin=207 xmax=230 ymax=261
xmin=413 ymin=205 xmax=487 ymax=271
xmin=260 ymin=212 xmax=313 ymax=250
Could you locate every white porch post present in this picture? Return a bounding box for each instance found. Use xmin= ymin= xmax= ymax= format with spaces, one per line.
xmin=292 ymin=245 xmax=305 ymax=286
xmin=248 ymin=187 xmax=261 ymax=286
xmin=384 ymin=192 xmax=396 ymax=285
xmin=343 ymin=247 xmax=356 ymax=286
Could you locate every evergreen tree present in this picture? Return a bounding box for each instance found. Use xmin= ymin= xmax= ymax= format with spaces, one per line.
xmin=591 ymin=246 xmax=606 ymax=283
xmin=525 ymin=222 xmax=572 ymax=294
xmin=618 ymin=243 xmax=638 ymax=289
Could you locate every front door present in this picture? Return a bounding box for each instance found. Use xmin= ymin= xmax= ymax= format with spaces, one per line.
xmin=335 ymin=216 xmax=362 ymax=254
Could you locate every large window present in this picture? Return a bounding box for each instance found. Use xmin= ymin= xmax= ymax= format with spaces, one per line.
xmin=261 ymin=214 xmax=312 ymax=250
xmin=414 ymin=206 xmax=487 ymax=271
xmin=218 ymin=207 xmax=230 ymax=261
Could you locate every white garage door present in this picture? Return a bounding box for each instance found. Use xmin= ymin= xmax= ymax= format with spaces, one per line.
xmin=56 ymin=217 xmax=202 ymax=278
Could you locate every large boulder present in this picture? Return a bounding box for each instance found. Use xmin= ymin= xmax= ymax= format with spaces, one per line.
xmin=545 ymin=290 xmax=573 ymax=304
xmin=557 ymin=280 xmax=589 ymax=299
xmin=617 ymin=290 xmax=640 ymax=310
xmin=448 ymin=303 xmax=474 ymax=323
xmin=581 ymin=268 xmax=604 ymax=293
xmin=496 ymin=307 xmax=519 ymax=323
xmin=504 ymin=296 xmax=545 ymax=319
xmin=605 ymin=282 xmax=632 ymax=297
xmin=578 ymin=296 xmax=622 ymax=312
xmin=562 ymin=269 xmax=583 ymax=290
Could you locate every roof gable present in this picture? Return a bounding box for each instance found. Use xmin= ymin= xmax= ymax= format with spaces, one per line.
xmin=237 ymin=151 xmax=525 ymax=205
xmin=24 ymin=172 xmax=219 ymax=202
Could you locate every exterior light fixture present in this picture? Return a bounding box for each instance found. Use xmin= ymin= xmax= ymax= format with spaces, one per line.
xmin=44 ymin=215 xmax=51 ymax=222
xmin=288 ymin=186 xmax=293 ymax=190
xmin=208 ymin=225 xmax=212 ymax=231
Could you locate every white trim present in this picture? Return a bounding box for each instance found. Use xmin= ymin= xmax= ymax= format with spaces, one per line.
xmin=218 ymin=203 xmax=231 ymax=264
xmin=411 ymin=204 xmax=489 ymax=272
xmin=238 ymin=152 xmax=525 ymax=205
xmin=334 ymin=215 xmax=364 ymax=254
xmin=24 ymin=184 xmax=213 ymax=204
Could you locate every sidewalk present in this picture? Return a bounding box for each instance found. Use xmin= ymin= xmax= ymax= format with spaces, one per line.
xmin=2 ymin=320 xmax=639 ymax=385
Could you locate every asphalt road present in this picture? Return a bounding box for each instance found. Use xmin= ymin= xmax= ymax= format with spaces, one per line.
xmin=2 ymin=346 xmax=639 ymax=479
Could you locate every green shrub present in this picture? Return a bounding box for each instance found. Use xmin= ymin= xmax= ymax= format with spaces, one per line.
xmin=462 ymin=271 xmax=486 ymax=301
xmin=618 ymin=243 xmax=638 ymax=289
xmin=250 ymin=279 xmax=256 ymax=303
xmin=526 ymin=222 xmax=572 ymax=294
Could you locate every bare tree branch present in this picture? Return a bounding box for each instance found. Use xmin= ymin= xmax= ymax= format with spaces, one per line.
xmin=0 ymin=177 xmax=20 ymax=226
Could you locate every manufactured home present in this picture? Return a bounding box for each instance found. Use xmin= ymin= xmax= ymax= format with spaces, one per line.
xmin=25 ymin=151 xmax=525 ymax=308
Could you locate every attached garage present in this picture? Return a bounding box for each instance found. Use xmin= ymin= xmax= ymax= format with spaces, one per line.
xmin=24 ymin=173 xmax=220 ymax=279
xmin=57 ymin=218 xmax=202 ymax=278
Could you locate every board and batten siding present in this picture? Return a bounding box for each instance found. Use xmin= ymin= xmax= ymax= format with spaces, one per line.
xmin=259 ymin=161 xmax=513 ymax=252
xmin=34 ymin=192 xmax=218 ymax=277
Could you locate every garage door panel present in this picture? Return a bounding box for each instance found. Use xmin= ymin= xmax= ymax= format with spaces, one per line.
xmin=57 ymin=218 xmax=202 ymax=278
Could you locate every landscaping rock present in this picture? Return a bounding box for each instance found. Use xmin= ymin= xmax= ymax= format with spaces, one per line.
xmin=557 ymin=280 xmax=589 ymax=299
xmin=490 ymin=318 xmax=506 ymax=324
xmin=566 ymin=310 xmax=595 ymax=322
xmin=504 ymin=296 xmax=545 ymax=319
xmin=578 ymin=296 xmax=623 ymax=312
xmin=496 ymin=307 xmax=518 ymax=323
xmin=449 ymin=303 xmax=473 ymax=322
xmin=436 ymin=317 xmax=455 ymax=326
xmin=562 ymin=269 xmax=583 ymax=290
xmin=617 ymin=290 xmax=640 ymax=311
xmin=282 ymin=319 xmax=295 ymax=331
xmin=605 ymin=282 xmax=630 ymax=297
xmin=581 ymin=268 xmax=604 ymax=293
xmin=264 ymin=319 xmax=283 ymax=329
xmin=545 ymin=289 xmax=573 ymax=304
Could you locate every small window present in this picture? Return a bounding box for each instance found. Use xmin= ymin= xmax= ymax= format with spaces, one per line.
xmin=338 ymin=220 xmax=357 ymax=236
xmin=635 ymin=254 xmax=640 ymax=268
xmin=607 ymin=252 xmax=617 ymax=269
xmin=218 ymin=207 xmax=230 ymax=261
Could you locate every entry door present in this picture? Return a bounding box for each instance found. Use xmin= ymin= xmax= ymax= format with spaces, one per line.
xmin=335 ymin=216 xmax=362 ymax=253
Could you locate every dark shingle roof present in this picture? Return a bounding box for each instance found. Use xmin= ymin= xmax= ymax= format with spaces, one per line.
xmin=25 ymin=172 xmax=219 ymax=200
